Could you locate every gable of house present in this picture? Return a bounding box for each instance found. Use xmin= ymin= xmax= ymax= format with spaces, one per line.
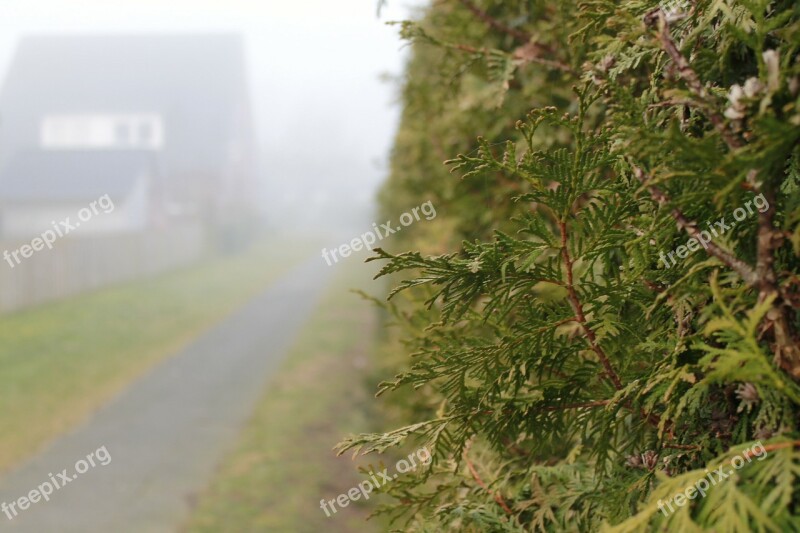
xmin=0 ymin=33 xmax=255 ymax=210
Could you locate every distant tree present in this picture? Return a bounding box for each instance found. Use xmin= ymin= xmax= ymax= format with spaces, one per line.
xmin=340 ymin=1 xmax=800 ymax=530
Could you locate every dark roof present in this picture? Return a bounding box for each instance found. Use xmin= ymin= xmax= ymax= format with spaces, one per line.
xmin=0 ymin=150 xmax=156 ymax=202
xmin=0 ymin=33 xmax=252 ymax=177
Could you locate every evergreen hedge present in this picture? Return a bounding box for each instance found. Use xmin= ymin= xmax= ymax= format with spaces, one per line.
xmin=339 ymin=1 xmax=800 ymax=530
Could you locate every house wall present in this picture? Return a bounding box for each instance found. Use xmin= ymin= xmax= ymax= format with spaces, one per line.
xmin=1 ymin=175 xmax=151 ymax=238
xmin=0 ymin=35 xmax=256 ymax=230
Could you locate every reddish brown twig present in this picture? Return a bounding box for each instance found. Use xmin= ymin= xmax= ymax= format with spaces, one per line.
xmin=638 ymin=9 xmax=800 ymax=379
xmin=743 ymin=440 xmax=800 ymax=460
xmin=463 ymin=442 xmax=513 ymax=515
xmin=755 ymin=190 xmax=800 ymax=378
xmin=632 ymin=166 xmax=758 ymax=285
xmin=457 ymin=0 xmax=532 ymax=44
xmin=644 ymin=11 xmax=800 ymax=377
xmin=559 ymin=221 xmax=624 ymax=390
xmin=644 ymin=10 xmax=742 ymax=150
xmin=634 ymin=164 xmax=800 ymax=378
xmin=512 ymin=42 xmax=576 ymax=75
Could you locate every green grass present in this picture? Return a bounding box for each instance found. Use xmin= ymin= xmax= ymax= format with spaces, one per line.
xmin=184 ymin=263 xmax=386 ymax=533
xmin=0 ymin=237 xmax=314 ymax=472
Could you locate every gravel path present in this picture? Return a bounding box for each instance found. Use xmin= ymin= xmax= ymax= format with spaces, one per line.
xmin=0 ymin=257 xmax=332 ymax=532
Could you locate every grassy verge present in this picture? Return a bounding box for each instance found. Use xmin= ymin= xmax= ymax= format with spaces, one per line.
xmin=184 ymin=263 xmax=386 ymax=533
xmin=0 ymin=236 xmax=313 ymax=472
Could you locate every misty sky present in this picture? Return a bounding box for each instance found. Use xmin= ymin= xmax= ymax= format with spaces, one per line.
xmin=0 ymin=0 xmax=422 ymax=225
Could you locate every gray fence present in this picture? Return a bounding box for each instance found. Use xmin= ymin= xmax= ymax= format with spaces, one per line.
xmin=0 ymin=223 xmax=206 ymax=313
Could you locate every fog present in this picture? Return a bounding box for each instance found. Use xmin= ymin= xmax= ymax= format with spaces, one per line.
xmin=0 ymin=0 xmax=418 ymax=230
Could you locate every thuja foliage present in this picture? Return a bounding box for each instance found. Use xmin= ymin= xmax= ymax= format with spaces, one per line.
xmin=338 ymin=1 xmax=800 ymax=530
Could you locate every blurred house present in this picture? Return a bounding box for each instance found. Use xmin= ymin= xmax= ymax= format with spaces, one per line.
xmin=0 ymin=33 xmax=256 ymax=240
